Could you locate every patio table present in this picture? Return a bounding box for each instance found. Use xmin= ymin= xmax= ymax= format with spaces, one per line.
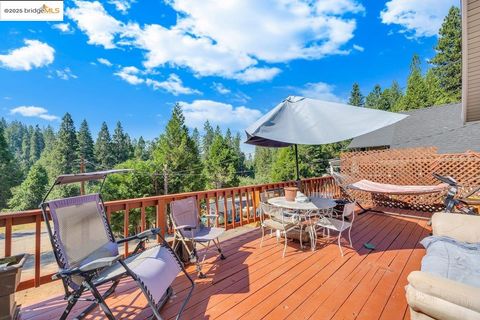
xmin=267 ymin=196 xmax=336 ymax=250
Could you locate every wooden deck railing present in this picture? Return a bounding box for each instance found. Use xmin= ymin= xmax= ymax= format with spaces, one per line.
xmin=0 ymin=176 xmax=339 ymax=291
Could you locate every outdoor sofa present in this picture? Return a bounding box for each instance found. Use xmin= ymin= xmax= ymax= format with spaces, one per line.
xmin=406 ymin=212 xmax=480 ymax=320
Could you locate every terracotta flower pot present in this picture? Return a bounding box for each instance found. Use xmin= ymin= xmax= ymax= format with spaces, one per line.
xmin=284 ymin=187 xmax=298 ymax=202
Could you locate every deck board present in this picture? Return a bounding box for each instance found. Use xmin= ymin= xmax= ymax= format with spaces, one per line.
xmin=20 ymin=211 xmax=430 ymax=320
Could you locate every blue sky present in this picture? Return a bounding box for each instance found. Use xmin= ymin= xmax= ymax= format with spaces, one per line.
xmin=0 ymin=0 xmax=459 ymax=148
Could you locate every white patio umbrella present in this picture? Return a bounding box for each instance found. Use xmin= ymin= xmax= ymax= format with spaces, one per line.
xmin=245 ymin=96 xmax=408 ymax=180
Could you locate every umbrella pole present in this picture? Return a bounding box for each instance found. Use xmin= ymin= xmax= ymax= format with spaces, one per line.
xmin=294 ymin=144 xmax=300 ymax=181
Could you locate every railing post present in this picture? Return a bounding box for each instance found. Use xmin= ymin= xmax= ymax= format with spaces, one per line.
xmin=140 ymin=204 xmax=146 ymax=232
xmin=5 ymin=218 xmax=12 ymax=257
xmin=157 ymin=199 xmax=166 ymax=239
xmin=124 ymin=204 xmax=130 ymax=256
xmin=34 ymin=215 xmax=41 ymax=287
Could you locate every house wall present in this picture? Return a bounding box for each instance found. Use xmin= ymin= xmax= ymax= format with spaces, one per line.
xmin=463 ymin=0 xmax=480 ymax=122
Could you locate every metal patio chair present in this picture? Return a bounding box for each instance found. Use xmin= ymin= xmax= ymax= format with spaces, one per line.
xmin=314 ymin=201 xmax=356 ymax=256
xmin=40 ymin=170 xmax=194 ymax=320
xmin=259 ymin=202 xmax=301 ymax=258
xmin=170 ymin=197 xmax=226 ymax=279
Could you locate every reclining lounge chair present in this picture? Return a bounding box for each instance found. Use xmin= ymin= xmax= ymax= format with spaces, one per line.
xmin=170 ymin=197 xmax=226 ymax=279
xmin=40 ymin=170 xmax=194 ymax=320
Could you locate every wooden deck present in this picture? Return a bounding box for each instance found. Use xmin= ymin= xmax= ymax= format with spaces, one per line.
xmin=20 ymin=211 xmax=430 ymax=320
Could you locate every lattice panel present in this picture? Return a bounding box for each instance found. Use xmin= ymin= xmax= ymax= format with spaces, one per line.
xmin=339 ymin=148 xmax=480 ymax=212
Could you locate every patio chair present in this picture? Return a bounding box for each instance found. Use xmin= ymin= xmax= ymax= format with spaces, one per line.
xmin=170 ymin=197 xmax=226 ymax=279
xmin=314 ymin=201 xmax=356 ymax=256
xmin=41 ymin=171 xmax=194 ymax=320
xmin=259 ymin=202 xmax=301 ymax=258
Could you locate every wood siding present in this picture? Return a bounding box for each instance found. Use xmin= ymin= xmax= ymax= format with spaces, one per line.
xmin=464 ymin=0 xmax=480 ymax=122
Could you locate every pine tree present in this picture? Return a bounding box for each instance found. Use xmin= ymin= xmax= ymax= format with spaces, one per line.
xmin=133 ymin=136 xmax=148 ymax=160
xmin=112 ymin=121 xmax=132 ymax=164
xmin=202 ymin=121 xmax=214 ymax=157
xmin=20 ymin=129 xmax=31 ymax=170
xmin=253 ymin=146 xmax=276 ymax=182
xmin=348 ymin=83 xmax=364 ymax=107
xmin=203 ymin=133 xmax=238 ymax=188
xmin=425 ymin=69 xmax=450 ymax=106
xmin=95 ymin=122 xmax=115 ymax=169
xmin=42 ymin=125 xmax=56 ymax=150
xmin=0 ymin=125 xmax=21 ymax=209
xmin=394 ymin=54 xmax=429 ymax=111
xmin=8 ymin=163 xmax=48 ymax=210
xmin=430 ymin=6 xmax=462 ymax=102
xmin=29 ymin=125 xmax=44 ymax=165
xmin=192 ymin=128 xmax=200 ymax=152
xmin=153 ymin=103 xmax=203 ymax=193
xmin=270 ymin=147 xmax=297 ymax=182
xmin=77 ymin=119 xmax=95 ymax=171
xmin=365 ymin=84 xmax=383 ymax=109
xmin=52 ymin=113 xmax=79 ymax=175
xmin=379 ymin=81 xmax=403 ymax=111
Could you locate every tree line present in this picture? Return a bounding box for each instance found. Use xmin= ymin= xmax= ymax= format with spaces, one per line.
xmin=0 ymin=7 xmax=461 ymax=214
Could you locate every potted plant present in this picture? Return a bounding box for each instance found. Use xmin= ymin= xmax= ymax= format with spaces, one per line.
xmin=0 ymin=254 xmax=27 ymax=320
xmin=284 ymin=187 xmax=298 ymax=202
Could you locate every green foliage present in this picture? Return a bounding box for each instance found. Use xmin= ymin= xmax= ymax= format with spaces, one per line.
xmin=365 ymin=84 xmax=383 ymax=109
xmin=8 ymin=164 xmax=48 ymax=210
xmin=349 ymin=83 xmax=364 ymax=107
xmin=202 ymin=120 xmax=214 ymax=158
xmin=133 ymin=136 xmax=149 ymax=160
xmin=270 ymin=147 xmax=297 ymax=182
xmin=0 ymin=125 xmax=21 ymax=209
xmin=153 ymin=104 xmax=203 ymax=193
xmin=379 ymin=81 xmax=403 ymax=111
xmin=430 ymin=6 xmax=461 ymax=103
xmin=29 ymin=125 xmax=44 ymax=165
xmin=95 ymin=122 xmax=115 ymax=169
xmin=112 ymin=121 xmax=133 ymax=164
xmin=203 ymin=132 xmax=238 ymax=188
xmin=394 ymin=54 xmax=429 ymax=111
xmin=253 ymin=147 xmax=276 ymax=183
xmin=77 ymin=120 xmax=95 ymax=171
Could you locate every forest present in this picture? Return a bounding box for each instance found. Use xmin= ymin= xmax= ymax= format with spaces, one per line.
xmin=0 ymin=7 xmax=461 ymax=213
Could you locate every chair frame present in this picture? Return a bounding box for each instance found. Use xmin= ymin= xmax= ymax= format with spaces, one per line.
xmin=170 ymin=197 xmax=226 ymax=279
xmin=314 ymin=201 xmax=356 ymax=256
xmin=40 ymin=171 xmax=194 ymax=320
xmin=259 ymin=202 xmax=302 ymax=258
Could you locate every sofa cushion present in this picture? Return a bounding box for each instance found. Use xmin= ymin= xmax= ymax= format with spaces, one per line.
xmin=420 ymin=236 xmax=480 ymax=288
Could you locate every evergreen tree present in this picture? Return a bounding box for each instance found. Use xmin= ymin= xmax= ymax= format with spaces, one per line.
xmin=425 ymin=69 xmax=450 ymax=106
xmin=95 ymin=122 xmax=115 ymax=169
xmin=4 ymin=121 xmax=27 ymax=160
xmin=270 ymin=147 xmax=297 ymax=182
xmin=203 ymin=133 xmax=238 ymax=188
xmin=0 ymin=125 xmax=21 ymax=209
xmin=430 ymin=6 xmax=462 ymax=102
xmin=365 ymin=84 xmax=383 ymax=109
xmin=20 ymin=129 xmax=31 ymax=170
xmin=112 ymin=121 xmax=132 ymax=164
xmin=202 ymin=121 xmax=214 ymax=157
xmin=8 ymin=163 xmax=48 ymax=210
xmin=348 ymin=83 xmax=364 ymax=107
xmin=133 ymin=136 xmax=148 ymax=161
xmin=191 ymin=128 xmax=200 ymax=152
xmin=52 ymin=113 xmax=79 ymax=175
xmin=394 ymin=54 xmax=429 ymax=111
xmin=77 ymin=120 xmax=95 ymax=171
xmin=42 ymin=125 xmax=56 ymax=150
xmin=254 ymin=146 xmax=276 ymax=183
xmin=379 ymin=81 xmax=403 ymax=111
xmin=29 ymin=125 xmax=44 ymax=165
xmin=153 ymin=104 xmax=203 ymax=193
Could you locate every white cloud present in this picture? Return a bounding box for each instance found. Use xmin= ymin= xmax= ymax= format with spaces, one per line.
xmin=52 ymin=23 xmax=73 ymax=33
xmin=53 ymin=67 xmax=78 ymax=80
xmin=295 ymin=82 xmax=344 ymax=102
xmin=10 ymin=106 xmax=59 ymax=121
xmin=353 ymin=44 xmax=364 ymax=52
xmin=212 ymin=82 xmax=231 ymax=95
xmin=0 ymin=40 xmax=54 ymax=71
xmin=180 ymin=99 xmax=262 ymax=130
xmin=97 ymin=57 xmax=113 ymax=67
xmin=234 ymin=67 xmax=282 ymax=83
xmin=66 ymin=1 xmax=123 ymax=49
xmin=109 ymin=0 xmax=135 ymax=14
xmin=68 ymin=0 xmax=364 ymax=82
xmin=114 ymin=66 xmax=144 ymax=85
xmin=146 ymin=74 xmax=200 ymax=96
xmin=381 ymin=0 xmax=458 ymax=38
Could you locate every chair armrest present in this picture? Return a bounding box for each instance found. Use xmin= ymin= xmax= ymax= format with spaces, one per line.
xmin=175 ymin=225 xmax=196 ymax=230
xmin=204 ymin=214 xmax=218 ymax=218
xmin=117 ymin=228 xmax=161 ymax=244
xmin=431 ymin=212 xmax=480 ymax=243
xmin=407 ymin=271 xmax=480 ymax=313
xmin=78 ymin=255 xmax=122 ymax=272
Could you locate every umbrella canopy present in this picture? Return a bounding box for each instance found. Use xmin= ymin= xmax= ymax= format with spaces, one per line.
xmin=245 ymin=96 xmax=408 ymax=147
xmin=245 ymin=96 xmax=408 ymax=181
